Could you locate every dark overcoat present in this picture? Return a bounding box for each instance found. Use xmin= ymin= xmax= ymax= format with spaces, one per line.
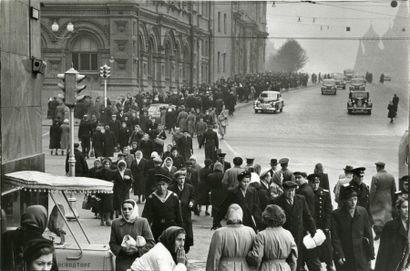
xmin=200 ymin=129 xmax=219 ymax=162
xmin=131 ymin=158 xmax=148 ymax=196
xmin=207 ymin=170 xmax=225 ymax=217
xmin=96 ymin=168 xmax=114 ymax=212
xmin=375 ymin=217 xmax=408 ymax=271
xmin=331 ymin=206 xmax=374 ymax=271
xmin=197 ymin=166 xmax=213 ymax=205
xmin=112 ymin=169 xmax=134 ymax=211
xmin=313 ymin=187 xmax=333 ymax=262
xmin=145 ymin=166 xmax=171 ymax=197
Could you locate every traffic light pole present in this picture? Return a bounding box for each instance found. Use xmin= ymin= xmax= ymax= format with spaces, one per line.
xmin=68 ymin=106 xmax=76 ymax=177
xmin=104 ymin=79 xmax=107 ymax=108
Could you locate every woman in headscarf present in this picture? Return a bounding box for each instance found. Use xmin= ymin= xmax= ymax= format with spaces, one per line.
xmin=129 ymin=226 xmax=188 ymax=271
xmin=206 ymin=204 xmax=256 ymax=271
xmin=109 ymin=199 xmax=155 ymax=271
xmin=208 ymin=161 xmax=225 ymax=217
xmin=2 ymin=205 xmax=59 ymax=271
xmin=247 ymin=204 xmax=298 ymax=271
xmin=23 ymin=238 xmax=55 ymax=271
xmin=375 ymin=195 xmax=409 ymax=271
xmin=162 ymin=156 xmax=177 ymax=177
xmin=96 ymin=158 xmax=115 ymax=226
xmin=197 ymin=159 xmax=213 ymax=216
xmin=112 ymin=160 xmax=134 ymax=218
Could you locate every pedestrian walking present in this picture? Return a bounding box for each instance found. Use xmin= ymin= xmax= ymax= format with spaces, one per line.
xmin=334 ymin=165 xmax=353 ymax=207
xmin=142 ymin=174 xmax=183 ymax=241
xmin=103 ymin=125 xmax=116 ymax=157
xmin=65 ymin=143 xmax=89 ymax=177
xmin=109 ymin=199 xmax=155 ymax=271
xmin=217 ymin=108 xmax=228 ymax=139
xmin=208 ymin=162 xmax=226 ymax=218
xmin=200 ymin=124 xmax=219 ymax=162
xmin=162 ymin=156 xmax=178 ymax=178
xmin=60 ymin=118 xmax=70 ymax=155
xmin=197 ymin=159 xmax=213 ymax=216
xmin=387 ymin=100 xmax=397 ymax=123
xmin=49 ymin=119 xmax=62 ymax=156
xmin=196 ymin=116 xmax=207 ymax=148
xmin=313 ymin=162 xmax=330 ymax=191
xmin=331 ymin=186 xmax=374 ymax=271
xmin=222 ymin=156 xmax=244 ymax=191
xmin=247 ymin=204 xmax=298 ymax=271
xmin=112 ymin=160 xmax=134 ymax=218
xmin=92 ymin=125 xmax=105 ymax=158
xmin=78 ymin=115 xmax=92 ymax=158
xmin=206 ymin=204 xmax=256 ymax=271
xmin=349 ymin=167 xmax=371 ymax=216
xmin=369 ymin=161 xmax=396 ymax=239
xmin=96 ymin=158 xmax=115 ymax=226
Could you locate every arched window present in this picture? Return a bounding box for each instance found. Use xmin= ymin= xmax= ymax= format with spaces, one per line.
xmin=71 ymin=36 xmax=98 ymax=71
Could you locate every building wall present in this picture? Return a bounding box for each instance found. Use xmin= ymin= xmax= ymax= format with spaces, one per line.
xmin=0 ymin=0 xmax=45 ymax=174
xmin=40 ymin=0 xmax=212 ymax=103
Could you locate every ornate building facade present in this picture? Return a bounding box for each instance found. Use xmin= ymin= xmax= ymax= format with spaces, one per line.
xmin=40 ymin=0 xmax=267 ymax=98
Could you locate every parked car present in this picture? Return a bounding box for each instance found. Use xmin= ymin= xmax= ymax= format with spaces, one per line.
xmin=332 ymin=73 xmax=346 ymax=89
xmin=321 ymin=79 xmax=337 ymax=95
xmin=147 ymin=103 xmax=175 ymax=123
xmin=349 ymin=77 xmax=366 ymax=91
xmin=384 ymin=74 xmax=392 ymax=81
xmin=347 ymin=90 xmax=372 ymax=115
xmin=254 ymin=90 xmax=284 ymax=113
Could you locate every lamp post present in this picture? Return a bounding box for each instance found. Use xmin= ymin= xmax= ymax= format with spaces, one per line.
xmin=51 ymin=20 xmax=75 ymax=37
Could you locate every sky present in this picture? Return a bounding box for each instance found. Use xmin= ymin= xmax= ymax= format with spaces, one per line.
xmin=265 ymin=0 xmax=409 ymax=73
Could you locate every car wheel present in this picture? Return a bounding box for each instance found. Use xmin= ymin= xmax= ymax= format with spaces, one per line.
xmin=254 ymin=110 xmax=258 ymax=114
xmin=348 ymin=109 xmax=352 ymax=114
xmin=321 ymin=91 xmax=324 ymax=95
xmin=368 ymin=110 xmax=372 ymax=115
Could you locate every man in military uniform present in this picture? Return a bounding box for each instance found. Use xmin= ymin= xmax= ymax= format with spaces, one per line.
xmin=348 ymin=167 xmax=371 ymax=215
xmin=199 ymin=124 xmax=219 ymax=162
xmin=268 ymin=158 xmax=279 ymax=177
xmin=308 ymin=174 xmax=335 ymax=271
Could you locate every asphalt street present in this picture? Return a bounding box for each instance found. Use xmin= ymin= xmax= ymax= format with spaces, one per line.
xmin=41 ymin=81 xmax=408 ymax=270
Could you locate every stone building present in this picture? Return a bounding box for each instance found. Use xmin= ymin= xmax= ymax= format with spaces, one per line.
xmin=211 ymin=1 xmax=267 ymax=81
xmin=40 ymin=0 xmax=267 ymax=99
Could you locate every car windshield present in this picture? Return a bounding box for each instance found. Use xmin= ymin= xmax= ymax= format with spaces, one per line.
xmin=148 ymin=105 xmax=162 ymax=114
xmin=323 ymin=80 xmax=335 ymax=85
xmin=260 ymin=93 xmax=278 ymax=99
xmin=351 ymin=92 xmax=368 ymax=99
xmin=351 ymin=79 xmax=364 ymax=84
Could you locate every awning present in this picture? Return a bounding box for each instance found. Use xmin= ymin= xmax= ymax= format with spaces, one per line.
xmin=2 ymin=171 xmax=113 ymax=195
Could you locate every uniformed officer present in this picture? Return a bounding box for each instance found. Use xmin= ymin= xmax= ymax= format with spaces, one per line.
xmin=271 ymin=158 xmax=295 ymax=188
xmin=348 ymin=167 xmax=371 ymax=215
xmin=308 ymin=173 xmax=335 ymax=271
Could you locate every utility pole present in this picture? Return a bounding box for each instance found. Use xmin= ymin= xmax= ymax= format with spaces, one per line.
xmin=100 ymin=64 xmax=111 ymax=107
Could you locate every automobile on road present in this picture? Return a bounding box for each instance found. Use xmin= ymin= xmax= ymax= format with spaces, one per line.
xmin=347 ymin=90 xmax=372 ymax=115
xmin=332 ymin=73 xmax=346 ymax=89
xmin=349 ymin=77 xmax=366 ymax=91
xmin=253 ymin=90 xmax=284 ymax=113
xmin=384 ymin=74 xmax=392 ymax=81
xmin=321 ymin=79 xmax=337 ymax=95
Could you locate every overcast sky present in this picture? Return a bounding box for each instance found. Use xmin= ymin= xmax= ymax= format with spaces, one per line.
xmin=265 ymin=0 xmax=408 ymax=73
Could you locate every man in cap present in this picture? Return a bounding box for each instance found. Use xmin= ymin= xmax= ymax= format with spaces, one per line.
xmin=65 ymin=143 xmax=89 ymax=177
xmin=308 ymin=174 xmax=334 ymax=271
xmin=334 ymin=165 xmax=354 ymax=206
xmin=131 ymin=150 xmax=148 ymax=203
xmin=271 ymin=158 xmax=295 ymax=188
xmin=222 ymin=157 xmax=244 ymax=191
xmin=395 ymin=175 xmax=409 ymax=201
xmin=271 ymin=181 xmax=318 ymax=271
xmin=268 ymin=159 xmax=279 ymax=177
xmin=142 ymin=173 xmax=182 ymax=241
xmin=145 ymin=156 xmax=170 ymax=198
xmin=213 ymin=170 xmax=262 ymax=232
xmin=349 ymin=167 xmax=371 ymax=215
xmin=108 ymin=114 xmax=121 ymax=149
xmin=331 ymin=186 xmax=374 ymax=271
xmin=170 ymin=146 xmax=185 ymax=170
xmin=245 ymin=158 xmax=255 ymax=170
xmin=169 ymin=171 xmax=195 ymax=252
xmin=217 ymin=152 xmax=231 ymax=172
xmin=295 ymin=172 xmax=316 ymax=218
xmin=199 ymin=123 xmax=219 ymax=162
xmin=369 ymin=162 xmax=396 ymax=239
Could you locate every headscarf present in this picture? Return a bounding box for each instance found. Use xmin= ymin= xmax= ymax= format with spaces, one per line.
xmin=213 ymin=161 xmax=223 ymax=172
xmin=162 ymin=157 xmax=174 ymax=171
xmin=20 ymin=205 xmax=48 ymax=233
xmin=121 ymin=199 xmax=139 ymax=223
xmin=158 ymin=226 xmax=186 ymax=264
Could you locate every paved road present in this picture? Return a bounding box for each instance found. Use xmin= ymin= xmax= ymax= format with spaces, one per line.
xmin=41 ymin=82 xmax=407 ymax=270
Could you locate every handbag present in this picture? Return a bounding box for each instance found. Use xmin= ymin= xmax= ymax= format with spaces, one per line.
xmin=82 ymin=195 xmax=91 ymax=210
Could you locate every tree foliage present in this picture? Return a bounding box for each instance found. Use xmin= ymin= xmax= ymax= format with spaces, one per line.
xmin=267 ymin=39 xmax=308 ymax=73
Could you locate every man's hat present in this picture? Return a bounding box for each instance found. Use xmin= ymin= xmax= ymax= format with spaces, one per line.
xmin=238 ymin=170 xmax=251 ymax=181
xmin=307 ymin=173 xmax=320 ymax=182
xmin=174 ymin=171 xmax=186 ymax=179
xmin=154 ymin=174 xmax=172 ymax=184
xmin=246 ymin=158 xmax=255 ymax=165
xmin=279 ymin=158 xmax=289 ymax=164
xmin=343 ymin=165 xmax=354 ymax=172
xmin=218 ymin=153 xmax=227 ymax=158
xmin=270 ymin=159 xmax=278 ymax=166
xmin=375 ymin=162 xmax=385 ymax=167
xmin=400 ymin=175 xmax=410 ymax=183
xmin=351 ymin=167 xmax=366 ymax=176
xmin=153 ymin=157 xmax=163 ymax=163
xmin=283 ymin=181 xmax=298 ymax=189
xmin=74 ymin=143 xmax=80 ymax=148
xmin=293 ymin=171 xmax=307 ymax=178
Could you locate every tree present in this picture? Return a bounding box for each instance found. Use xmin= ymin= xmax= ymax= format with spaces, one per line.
xmin=268 ymin=39 xmax=308 ymax=73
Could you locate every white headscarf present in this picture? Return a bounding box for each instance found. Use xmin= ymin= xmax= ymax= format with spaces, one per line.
xmin=121 ymin=199 xmax=139 ymax=223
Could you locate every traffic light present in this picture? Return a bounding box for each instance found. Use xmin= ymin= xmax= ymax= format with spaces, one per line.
xmin=56 ymin=67 xmax=87 ymax=107
xmin=99 ymin=64 xmax=111 ymax=78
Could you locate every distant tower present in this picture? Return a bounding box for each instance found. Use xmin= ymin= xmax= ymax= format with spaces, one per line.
xmin=354 ymin=24 xmax=382 ymax=75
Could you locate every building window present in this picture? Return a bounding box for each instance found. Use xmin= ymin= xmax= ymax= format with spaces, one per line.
xmin=218 ymin=12 xmax=221 ymax=32
xmin=217 ymin=51 xmax=220 ymax=73
xmin=223 ymin=53 xmax=226 ymax=73
xmin=202 ymin=1 xmax=209 ymax=17
xmin=71 ymin=36 xmax=98 ymax=71
xmin=224 ymin=13 xmax=227 ymax=34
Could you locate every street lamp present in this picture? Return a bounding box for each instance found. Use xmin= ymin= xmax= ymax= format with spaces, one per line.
xmin=51 ymin=20 xmax=75 ymax=39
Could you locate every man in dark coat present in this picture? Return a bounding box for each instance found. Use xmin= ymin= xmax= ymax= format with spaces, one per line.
xmin=112 ymin=160 xmax=134 ymax=218
xmin=172 ymin=128 xmax=188 ymax=162
xmin=145 ymin=157 xmax=171 ymax=197
xmin=103 ymin=125 xmax=116 ymax=157
xmin=170 ymin=146 xmax=185 ymax=170
xmin=65 ymin=143 xmax=89 ymax=177
xmin=169 ymin=171 xmax=195 ymax=253
xmin=349 ymin=167 xmax=371 ymax=217
xmin=331 ymin=186 xmax=374 ymax=271
xmin=213 ymin=170 xmax=262 ymax=232
xmin=295 ymin=171 xmax=316 ymax=218
xmin=217 ymin=152 xmax=231 ymax=173
xmin=271 ymin=158 xmax=295 ymax=188
xmin=308 ymin=174 xmax=335 ymax=271
xmin=108 ymin=114 xmax=121 ymax=148
xmin=131 ymin=150 xmax=148 ymax=203
xmin=78 ymin=115 xmax=92 ymax=158
xmin=200 ymin=124 xmax=219 ymax=162
xmin=272 ymin=181 xmax=319 ymax=271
